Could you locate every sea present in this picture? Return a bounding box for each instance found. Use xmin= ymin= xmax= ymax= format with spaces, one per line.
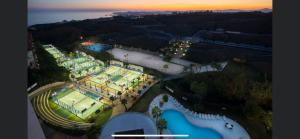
xmin=28 ymin=10 xmax=120 ymax=26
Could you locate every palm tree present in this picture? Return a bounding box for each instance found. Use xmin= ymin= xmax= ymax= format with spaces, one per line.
xmin=157 ymin=118 xmax=167 ymax=135
xmin=105 ymin=80 xmax=110 ymax=86
xmin=86 ymin=68 xmax=89 ymax=75
xmin=141 ymin=74 xmax=146 ymax=82
xmin=151 ymin=106 xmax=162 ymax=123
xmin=117 ymin=91 xmax=122 ymax=100
xmin=136 ymin=77 xmax=141 ymax=86
xmin=109 ymin=96 xmax=115 ymax=106
xmin=121 ymin=99 xmax=128 ymax=111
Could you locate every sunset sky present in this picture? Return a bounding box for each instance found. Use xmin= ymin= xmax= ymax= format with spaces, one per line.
xmin=28 ymin=0 xmax=272 ymax=11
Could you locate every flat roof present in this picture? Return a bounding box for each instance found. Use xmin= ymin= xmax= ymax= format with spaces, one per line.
xmin=99 ymin=112 xmax=157 ymax=139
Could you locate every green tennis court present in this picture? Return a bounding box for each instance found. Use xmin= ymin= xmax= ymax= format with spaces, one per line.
xmin=53 ymin=89 xmax=104 ymax=119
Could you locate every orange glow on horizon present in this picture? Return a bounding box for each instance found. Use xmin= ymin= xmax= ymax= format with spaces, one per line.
xmin=29 ymin=0 xmax=272 ymax=11
xmin=118 ymin=3 xmax=272 ymax=11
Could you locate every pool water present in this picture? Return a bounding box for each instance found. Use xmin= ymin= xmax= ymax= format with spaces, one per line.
xmin=85 ymin=43 xmax=111 ymax=52
xmin=161 ymin=109 xmax=223 ymax=139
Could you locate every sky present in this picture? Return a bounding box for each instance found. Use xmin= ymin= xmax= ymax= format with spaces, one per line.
xmin=28 ymin=0 xmax=272 ymax=11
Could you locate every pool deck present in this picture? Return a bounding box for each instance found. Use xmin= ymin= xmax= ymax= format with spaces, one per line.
xmin=148 ymin=94 xmax=251 ymax=139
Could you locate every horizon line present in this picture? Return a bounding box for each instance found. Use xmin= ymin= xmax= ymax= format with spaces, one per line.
xmin=28 ymin=7 xmax=272 ymax=12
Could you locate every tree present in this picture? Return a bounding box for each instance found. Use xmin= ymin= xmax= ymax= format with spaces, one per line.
xmin=125 ymin=88 xmax=129 ymax=96
xmin=137 ymin=77 xmax=141 ymax=86
xmin=117 ymin=91 xmax=122 ymax=100
xmin=250 ymin=81 xmax=272 ymax=109
xmin=140 ymin=74 xmax=145 ymax=82
xmin=151 ymin=106 xmax=162 ymax=123
xmin=262 ymin=111 xmax=272 ymax=133
xmin=162 ymin=95 xmax=169 ymax=102
xmin=190 ymin=81 xmax=208 ymax=100
xmin=157 ymin=118 xmax=167 ymax=134
xmin=69 ymin=52 xmax=74 ymax=58
xmin=121 ymin=99 xmax=128 ymax=111
xmin=243 ymin=99 xmax=264 ymax=118
xmin=109 ymin=96 xmax=115 ymax=106
xmin=227 ymin=72 xmax=249 ymax=100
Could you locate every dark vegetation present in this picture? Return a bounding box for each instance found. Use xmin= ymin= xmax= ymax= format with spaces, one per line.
xmin=201 ymin=31 xmax=272 ymax=47
xmin=129 ymin=84 xmax=164 ymax=113
xmin=183 ymin=44 xmax=272 ymax=76
xmin=31 ymin=11 xmax=272 ymax=52
xmin=28 ymin=42 xmax=70 ymax=88
xmin=164 ymin=62 xmax=272 ymax=139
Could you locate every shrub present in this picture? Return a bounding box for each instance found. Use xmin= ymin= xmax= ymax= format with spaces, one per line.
xmin=162 ymin=95 xmax=169 ymax=102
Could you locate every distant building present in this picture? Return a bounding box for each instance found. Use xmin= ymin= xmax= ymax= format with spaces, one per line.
xmin=27 ymin=29 xmax=39 ymax=69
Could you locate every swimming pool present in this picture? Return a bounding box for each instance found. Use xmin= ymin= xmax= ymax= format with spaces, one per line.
xmin=161 ymin=109 xmax=223 ymax=139
xmin=85 ymin=43 xmax=112 ymax=52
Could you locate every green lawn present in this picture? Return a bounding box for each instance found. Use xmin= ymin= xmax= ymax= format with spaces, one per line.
xmin=129 ymin=84 xmax=165 ymax=113
xmin=93 ymin=109 xmax=113 ymax=127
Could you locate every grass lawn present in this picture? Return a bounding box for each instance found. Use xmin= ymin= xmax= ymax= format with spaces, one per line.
xmin=93 ymin=109 xmax=113 ymax=127
xmin=129 ymin=84 xmax=166 ymax=113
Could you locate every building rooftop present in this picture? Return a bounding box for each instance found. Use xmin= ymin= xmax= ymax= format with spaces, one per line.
xmin=99 ymin=112 xmax=157 ymax=139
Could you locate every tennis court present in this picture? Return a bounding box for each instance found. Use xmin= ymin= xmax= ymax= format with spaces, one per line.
xmin=54 ymin=89 xmax=104 ymax=119
xmin=81 ymin=64 xmax=145 ymax=94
